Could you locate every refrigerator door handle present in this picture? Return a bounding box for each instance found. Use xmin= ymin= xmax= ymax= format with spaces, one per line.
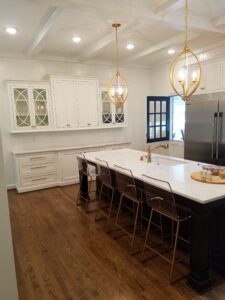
xmin=216 ymin=112 xmax=223 ymax=160
xmin=212 ymin=112 xmax=217 ymax=159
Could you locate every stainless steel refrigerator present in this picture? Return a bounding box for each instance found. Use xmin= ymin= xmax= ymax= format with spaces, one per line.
xmin=184 ymin=92 xmax=225 ymax=166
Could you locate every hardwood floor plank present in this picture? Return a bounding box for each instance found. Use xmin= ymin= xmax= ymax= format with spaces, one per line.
xmin=8 ymin=186 xmax=225 ymax=300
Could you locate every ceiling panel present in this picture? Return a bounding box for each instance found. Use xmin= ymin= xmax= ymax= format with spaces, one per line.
xmin=0 ymin=0 xmax=49 ymax=53
xmin=0 ymin=0 xmax=225 ymax=67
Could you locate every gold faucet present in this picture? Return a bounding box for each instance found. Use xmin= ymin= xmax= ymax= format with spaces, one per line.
xmin=147 ymin=143 xmax=169 ymax=162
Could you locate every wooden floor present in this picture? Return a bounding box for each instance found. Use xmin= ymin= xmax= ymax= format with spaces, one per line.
xmin=8 ymin=185 xmax=225 ymax=300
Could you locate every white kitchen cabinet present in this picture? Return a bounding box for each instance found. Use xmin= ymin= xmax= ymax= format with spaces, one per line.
xmin=50 ymin=76 xmax=100 ymax=129
xmin=100 ymin=88 xmax=127 ymax=127
xmin=13 ymin=142 xmax=130 ymax=193
xmin=15 ymin=152 xmax=57 ymax=192
xmin=51 ymin=78 xmax=78 ymax=129
xmin=58 ymin=150 xmax=80 ymax=185
xmin=198 ymin=63 xmax=221 ymax=94
xmin=77 ymin=80 xmax=99 ymax=128
xmin=221 ymin=62 xmax=225 ymax=90
xmin=8 ymin=82 xmax=51 ymax=131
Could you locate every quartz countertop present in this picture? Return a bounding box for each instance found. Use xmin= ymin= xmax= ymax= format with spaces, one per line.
xmin=12 ymin=141 xmax=130 ymax=155
xmin=79 ymin=148 xmax=225 ymax=204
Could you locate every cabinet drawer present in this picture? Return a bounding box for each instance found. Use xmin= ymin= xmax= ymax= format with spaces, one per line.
xmin=18 ymin=152 xmax=56 ymax=166
xmin=21 ymin=173 xmax=57 ymax=187
xmin=20 ymin=163 xmax=56 ymax=177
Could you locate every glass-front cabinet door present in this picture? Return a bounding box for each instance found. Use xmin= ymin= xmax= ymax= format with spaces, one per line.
xmin=9 ymin=83 xmax=51 ymax=131
xmin=13 ymin=87 xmax=31 ymax=128
xmin=101 ymin=90 xmax=112 ymax=124
xmin=100 ymin=88 xmax=126 ymax=126
xmin=31 ymin=88 xmax=50 ymax=128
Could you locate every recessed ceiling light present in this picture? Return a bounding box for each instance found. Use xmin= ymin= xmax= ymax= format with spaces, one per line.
xmin=6 ymin=27 xmax=17 ymax=35
xmin=168 ymin=49 xmax=175 ymax=55
xmin=126 ymin=44 xmax=134 ymax=50
xmin=72 ymin=36 xmax=81 ymax=43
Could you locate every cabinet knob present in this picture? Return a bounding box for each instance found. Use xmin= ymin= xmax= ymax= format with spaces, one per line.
xmin=200 ymin=87 xmax=206 ymax=90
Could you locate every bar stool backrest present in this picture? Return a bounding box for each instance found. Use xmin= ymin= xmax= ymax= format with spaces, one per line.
xmin=114 ymin=164 xmax=138 ymax=200
xmin=95 ymin=158 xmax=112 ymax=188
xmin=142 ymin=174 xmax=177 ymax=218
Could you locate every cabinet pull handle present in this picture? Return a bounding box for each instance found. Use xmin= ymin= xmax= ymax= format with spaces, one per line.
xmin=31 ymin=177 xmax=47 ymax=182
xmin=66 ymin=124 xmax=71 ymax=127
xmin=31 ymin=125 xmax=36 ymax=128
xmin=30 ymin=166 xmax=47 ymax=170
xmin=30 ymin=157 xmax=45 ymax=160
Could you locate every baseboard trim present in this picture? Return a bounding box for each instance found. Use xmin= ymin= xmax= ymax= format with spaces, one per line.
xmin=7 ymin=184 xmax=16 ymax=190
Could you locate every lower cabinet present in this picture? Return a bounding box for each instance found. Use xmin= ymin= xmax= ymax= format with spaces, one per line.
xmin=58 ymin=150 xmax=80 ymax=185
xmin=15 ymin=152 xmax=58 ymax=193
xmin=14 ymin=143 xmax=129 ymax=193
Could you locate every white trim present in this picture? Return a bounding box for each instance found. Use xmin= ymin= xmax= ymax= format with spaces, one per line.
xmin=6 ymin=184 xmax=16 ymax=190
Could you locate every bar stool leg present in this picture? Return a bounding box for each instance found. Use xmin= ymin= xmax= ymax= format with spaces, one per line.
xmin=141 ymin=209 xmax=154 ymax=261
xmin=95 ymin=183 xmax=104 ymax=221
xmin=85 ymin=176 xmax=96 ymax=213
xmin=171 ymin=220 xmax=174 ymax=248
xmin=106 ymin=189 xmax=115 ymax=233
xmin=170 ymin=220 xmax=180 ymax=283
xmin=113 ymin=194 xmax=123 ymax=234
xmin=131 ymin=201 xmax=140 ymax=253
xmin=76 ymin=173 xmax=84 ymax=206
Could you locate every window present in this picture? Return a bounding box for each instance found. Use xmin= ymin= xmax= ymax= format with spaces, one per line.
xmin=147 ymin=96 xmax=170 ymax=143
xmin=147 ymin=96 xmax=185 ymax=143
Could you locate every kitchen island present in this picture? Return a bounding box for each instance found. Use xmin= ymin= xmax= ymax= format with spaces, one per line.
xmin=78 ymin=148 xmax=225 ymax=293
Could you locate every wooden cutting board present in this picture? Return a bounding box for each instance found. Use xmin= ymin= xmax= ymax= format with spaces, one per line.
xmin=191 ymin=171 xmax=225 ymax=184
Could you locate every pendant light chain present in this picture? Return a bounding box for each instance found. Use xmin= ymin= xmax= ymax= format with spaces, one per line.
xmin=185 ymin=0 xmax=188 ymax=49
xmin=115 ymin=26 xmax=119 ymax=75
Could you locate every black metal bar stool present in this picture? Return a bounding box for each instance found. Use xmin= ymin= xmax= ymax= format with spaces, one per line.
xmin=113 ymin=164 xmax=143 ymax=254
xmin=76 ymin=153 xmax=97 ymax=213
xmin=95 ymin=158 xmax=115 ymax=232
xmin=141 ymin=174 xmax=191 ymax=283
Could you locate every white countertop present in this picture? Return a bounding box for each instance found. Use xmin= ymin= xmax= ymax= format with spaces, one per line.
xmin=80 ymin=148 xmax=225 ymax=204
xmin=12 ymin=141 xmax=130 ymax=155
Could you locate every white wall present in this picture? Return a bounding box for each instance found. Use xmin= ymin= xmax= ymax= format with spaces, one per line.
xmin=0 ymin=57 xmax=151 ymax=185
xmin=0 ymin=130 xmax=18 ymax=300
xmin=149 ymin=61 xmax=174 ymax=96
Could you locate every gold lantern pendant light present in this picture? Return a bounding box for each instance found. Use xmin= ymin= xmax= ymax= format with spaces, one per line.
xmin=108 ymin=23 xmax=128 ymax=107
xmin=169 ymin=0 xmax=202 ymax=101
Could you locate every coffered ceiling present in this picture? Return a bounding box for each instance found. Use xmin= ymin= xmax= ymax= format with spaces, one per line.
xmin=1 ymin=0 xmax=225 ymax=67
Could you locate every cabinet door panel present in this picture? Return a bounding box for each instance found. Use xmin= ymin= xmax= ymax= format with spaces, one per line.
xmin=59 ymin=151 xmax=79 ymax=183
xmin=222 ymin=62 xmax=225 ymax=90
xmin=12 ymin=87 xmax=32 ymax=129
xmin=199 ymin=63 xmax=221 ymax=93
xmin=31 ymin=87 xmax=50 ymax=128
xmin=53 ymin=79 xmax=78 ymax=128
xmin=77 ymin=81 xmax=99 ymax=127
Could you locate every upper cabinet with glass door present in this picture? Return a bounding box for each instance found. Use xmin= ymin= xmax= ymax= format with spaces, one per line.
xmin=8 ymin=83 xmax=51 ymax=131
xmin=100 ymin=88 xmax=127 ymax=127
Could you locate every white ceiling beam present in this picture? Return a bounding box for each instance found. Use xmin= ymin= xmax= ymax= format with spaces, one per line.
xmin=123 ymin=32 xmax=198 ymax=63
xmin=155 ymin=0 xmax=185 ymax=13
xmin=76 ymin=32 xmax=115 ymax=62
xmin=25 ymin=6 xmax=62 ymax=56
xmin=214 ymin=14 xmax=225 ymax=28
xmin=149 ymin=12 xmax=225 ymax=36
xmin=76 ymin=18 xmax=141 ymax=62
